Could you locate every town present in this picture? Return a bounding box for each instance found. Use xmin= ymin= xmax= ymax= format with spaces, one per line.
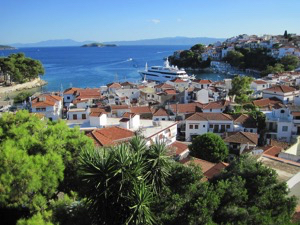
xmin=2 ymin=32 xmax=300 ymax=224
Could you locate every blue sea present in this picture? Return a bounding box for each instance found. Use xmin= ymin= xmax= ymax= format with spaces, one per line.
xmin=0 ymin=46 xmax=230 ymax=92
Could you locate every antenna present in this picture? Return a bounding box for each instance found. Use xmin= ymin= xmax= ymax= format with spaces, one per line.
xmin=145 ymin=62 xmax=148 ymax=71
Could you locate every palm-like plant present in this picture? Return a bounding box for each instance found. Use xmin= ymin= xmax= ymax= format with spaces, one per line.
xmin=79 ymin=136 xmax=171 ymax=224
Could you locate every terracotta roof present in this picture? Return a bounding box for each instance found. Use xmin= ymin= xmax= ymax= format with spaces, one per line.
xmin=170 ymin=78 xmax=185 ymax=83
xmin=122 ymin=112 xmax=137 ymax=118
xmin=232 ymin=114 xmax=257 ymax=128
xmin=73 ymin=99 xmax=89 ymax=104
xmin=262 ymin=145 xmax=283 ymax=157
xmin=224 ymin=132 xmax=258 ymax=145
xmin=194 ymin=79 xmax=213 ymax=84
xmin=169 ymin=102 xmax=204 ymax=114
xmin=130 ymin=106 xmax=153 ymax=114
xmin=154 ymin=83 xmax=174 ymax=89
xmin=64 ymin=87 xmax=81 ymax=95
xmin=253 ymin=80 xmax=267 ymax=85
xmin=90 ymin=108 xmax=107 ymax=117
xmin=107 ymin=82 xmax=122 ymax=89
xmin=87 ymin=127 xmax=135 ymax=146
xmin=110 ymin=104 xmax=130 ymax=110
xmin=169 ymin=141 xmax=189 ymax=155
xmin=120 ymin=81 xmax=135 ymax=86
xmin=263 ymin=85 xmax=296 ymax=93
xmin=180 ymin=156 xmax=216 ymax=173
xmin=202 ymin=100 xmax=231 ymax=110
xmin=204 ymin=162 xmax=229 ymax=180
xmin=164 ymin=89 xmax=177 ymax=95
xmin=292 ymin=112 xmax=300 ymax=116
xmin=153 ymin=108 xmax=169 ymax=117
xmin=77 ymin=89 xmax=101 ymax=99
xmin=32 ymin=95 xmax=62 ymax=107
xmin=269 ymin=139 xmax=290 ymax=149
xmin=186 ymin=112 xmax=233 ymax=121
xmin=252 ymin=97 xmax=282 ymax=108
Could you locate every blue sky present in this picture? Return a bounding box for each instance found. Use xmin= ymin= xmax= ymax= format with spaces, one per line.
xmin=1 ymin=0 xmax=300 ymax=44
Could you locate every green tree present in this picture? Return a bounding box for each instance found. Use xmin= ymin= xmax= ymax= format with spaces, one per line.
xmin=211 ymin=155 xmax=297 ymax=224
xmin=13 ymin=91 xmax=33 ymax=103
xmin=223 ymin=50 xmax=244 ymax=67
xmin=0 ymin=110 xmax=93 ymax=223
xmin=229 ymin=75 xmax=254 ymax=104
xmin=0 ymin=53 xmax=44 ymax=84
xmin=79 ymin=137 xmax=171 ymax=225
xmin=261 ymin=63 xmax=284 ymax=76
xmin=280 ymin=55 xmax=300 ymax=71
xmin=190 ymin=44 xmax=206 ymax=53
xmin=189 ymin=133 xmax=229 ymax=163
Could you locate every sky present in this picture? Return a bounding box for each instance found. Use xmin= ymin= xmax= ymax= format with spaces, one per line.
xmin=1 ymin=0 xmax=300 ymax=44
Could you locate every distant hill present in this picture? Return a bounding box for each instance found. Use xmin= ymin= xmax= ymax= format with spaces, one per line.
xmin=81 ymin=43 xmax=117 ymax=47
xmin=10 ymin=39 xmax=96 ymax=48
xmin=9 ymin=37 xmax=225 ymax=48
xmin=0 ymin=45 xmax=16 ymax=50
xmin=104 ymin=37 xmax=226 ymax=46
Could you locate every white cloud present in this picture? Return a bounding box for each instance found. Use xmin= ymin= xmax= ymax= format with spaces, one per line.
xmin=151 ymin=19 xmax=160 ymax=24
xmin=177 ymin=18 xmax=182 ymax=22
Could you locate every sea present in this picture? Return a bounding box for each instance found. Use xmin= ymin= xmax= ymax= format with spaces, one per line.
xmin=0 ymin=45 xmax=231 ymax=92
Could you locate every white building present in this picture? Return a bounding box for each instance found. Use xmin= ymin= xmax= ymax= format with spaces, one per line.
xmin=262 ymin=85 xmax=298 ymax=103
xmin=185 ymin=113 xmax=234 ymax=141
xmin=31 ymin=94 xmax=63 ymax=121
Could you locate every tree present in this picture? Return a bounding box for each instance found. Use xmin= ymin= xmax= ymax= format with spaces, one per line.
xmin=13 ymin=91 xmax=33 ymax=104
xmin=211 ymin=155 xmax=297 ymax=224
xmin=189 ymin=133 xmax=229 ymax=163
xmin=261 ymin=63 xmax=284 ymax=76
xmin=0 ymin=110 xmax=93 ymax=223
xmin=79 ymin=136 xmax=171 ymax=225
xmin=223 ymin=50 xmax=244 ymax=67
xmin=284 ymin=30 xmax=288 ymax=38
xmin=229 ymin=75 xmax=254 ymax=104
xmin=280 ymin=55 xmax=300 ymax=71
xmin=190 ymin=44 xmax=206 ymax=53
xmin=0 ymin=53 xmax=44 ymax=84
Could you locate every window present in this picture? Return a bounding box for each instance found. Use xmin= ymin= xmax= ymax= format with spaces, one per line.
xmin=162 ymin=118 xmax=165 ymax=121
xmin=67 ymin=96 xmax=70 ymax=100
xmin=280 ymin=110 xmax=285 ymax=113
xmin=210 ymin=109 xmax=212 ymax=112
xmin=189 ymin=125 xmax=193 ymax=129
xmin=82 ymin=114 xmax=86 ymax=119
xmin=262 ymin=85 xmax=265 ymax=88
xmin=203 ymin=125 xmax=205 ymax=128
xmin=250 ymin=129 xmax=253 ymax=132
xmin=282 ymin=126 xmax=288 ymax=132
xmin=226 ymin=125 xmax=230 ymax=129
xmin=209 ymin=124 xmax=213 ymax=128
xmin=132 ymin=92 xmax=134 ymax=94
xmin=195 ymin=125 xmax=199 ymax=129
xmin=73 ymin=114 xmax=77 ymax=120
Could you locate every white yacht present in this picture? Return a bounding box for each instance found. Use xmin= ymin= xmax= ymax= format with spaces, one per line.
xmin=138 ymin=58 xmax=194 ymax=82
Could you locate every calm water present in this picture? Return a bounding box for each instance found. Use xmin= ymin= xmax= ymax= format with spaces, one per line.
xmin=0 ymin=46 xmax=231 ymax=91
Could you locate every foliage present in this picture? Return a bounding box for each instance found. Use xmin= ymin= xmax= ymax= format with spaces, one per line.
xmin=0 ymin=110 xmax=93 ymax=222
xmin=189 ymin=133 xmax=229 ymax=163
xmin=0 ymin=53 xmax=44 ymax=84
xmin=17 ymin=212 xmax=53 ymax=225
xmin=211 ymin=155 xmax=297 ymax=224
xmin=229 ymin=75 xmax=254 ymax=104
xmin=190 ymin=43 xmax=206 ymax=53
xmin=261 ymin=63 xmax=284 ymax=76
xmin=79 ymin=136 xmax=171 ymax=225
xmin=280 ymin=55 xmax=300 ymax=71
xmin=13 ymin=91 xmax=33 ymax=104
xmin=223 ymin=50 xmax=244 ymax=67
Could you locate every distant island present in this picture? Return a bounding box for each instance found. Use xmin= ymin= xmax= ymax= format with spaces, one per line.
xmin=81 ymin=43 xmax=117 ymax=47
xmin=0 ymin=45 xmax=16 ymax=50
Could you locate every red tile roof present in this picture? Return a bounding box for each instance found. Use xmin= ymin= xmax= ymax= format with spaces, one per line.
xmin=77 ymin=89 xmax=101 ymax=99
xmin=253 ymin=80 xmax=267 ymax=85
xmin=194 ymin=79 xmax=213 ymax=84
xmin=186 ymin=112 xmax=233 ymax=121
xmin=232 ymin=114 xmax=257 ymax=128
xmin=169 ymin=141 xmax=189 ymax=155
xmin=224 ymin=132 xmax=258 ymax=145
xmin=252 ymin=97 xmax=283 ymax=108
xmin=263 ymin=85 xmax=296 ymax=93
xmin=180 ymin=156 xmax=216 ymax=173
xmin=262 ymin=145 xmax=283 ymax=157
xmin=164 ymin=89 xmax=177 ymax=95
xmin=64 ymin=87 xmax=81 ymax=95
xmin=87 ymin=127 xmax=135 ymax=146
xmin=110 ymin=104 xmax=130 ymax=110
xmin=153 ymin=108 xmax=169 ymax=117
xmin=154 ymin=83 xmax=174 ymax=89
xmin=32 ymin=95 xmax=62 ymax=107
xmin=170 ymin=78 xmax=185 ymax=83
xmin=130 ymin=106 xmax=153 ymax=114
xmin=107 ymin=82 xmax=122 ymax=89
xmin=204 ymin=162 xmax=229 ymax=180
xmin=169 ymin=102 xmax=204 ymax=114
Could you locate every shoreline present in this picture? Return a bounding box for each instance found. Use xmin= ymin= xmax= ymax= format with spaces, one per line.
xmin=0 ymin=77 xmax=47 ymax=94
